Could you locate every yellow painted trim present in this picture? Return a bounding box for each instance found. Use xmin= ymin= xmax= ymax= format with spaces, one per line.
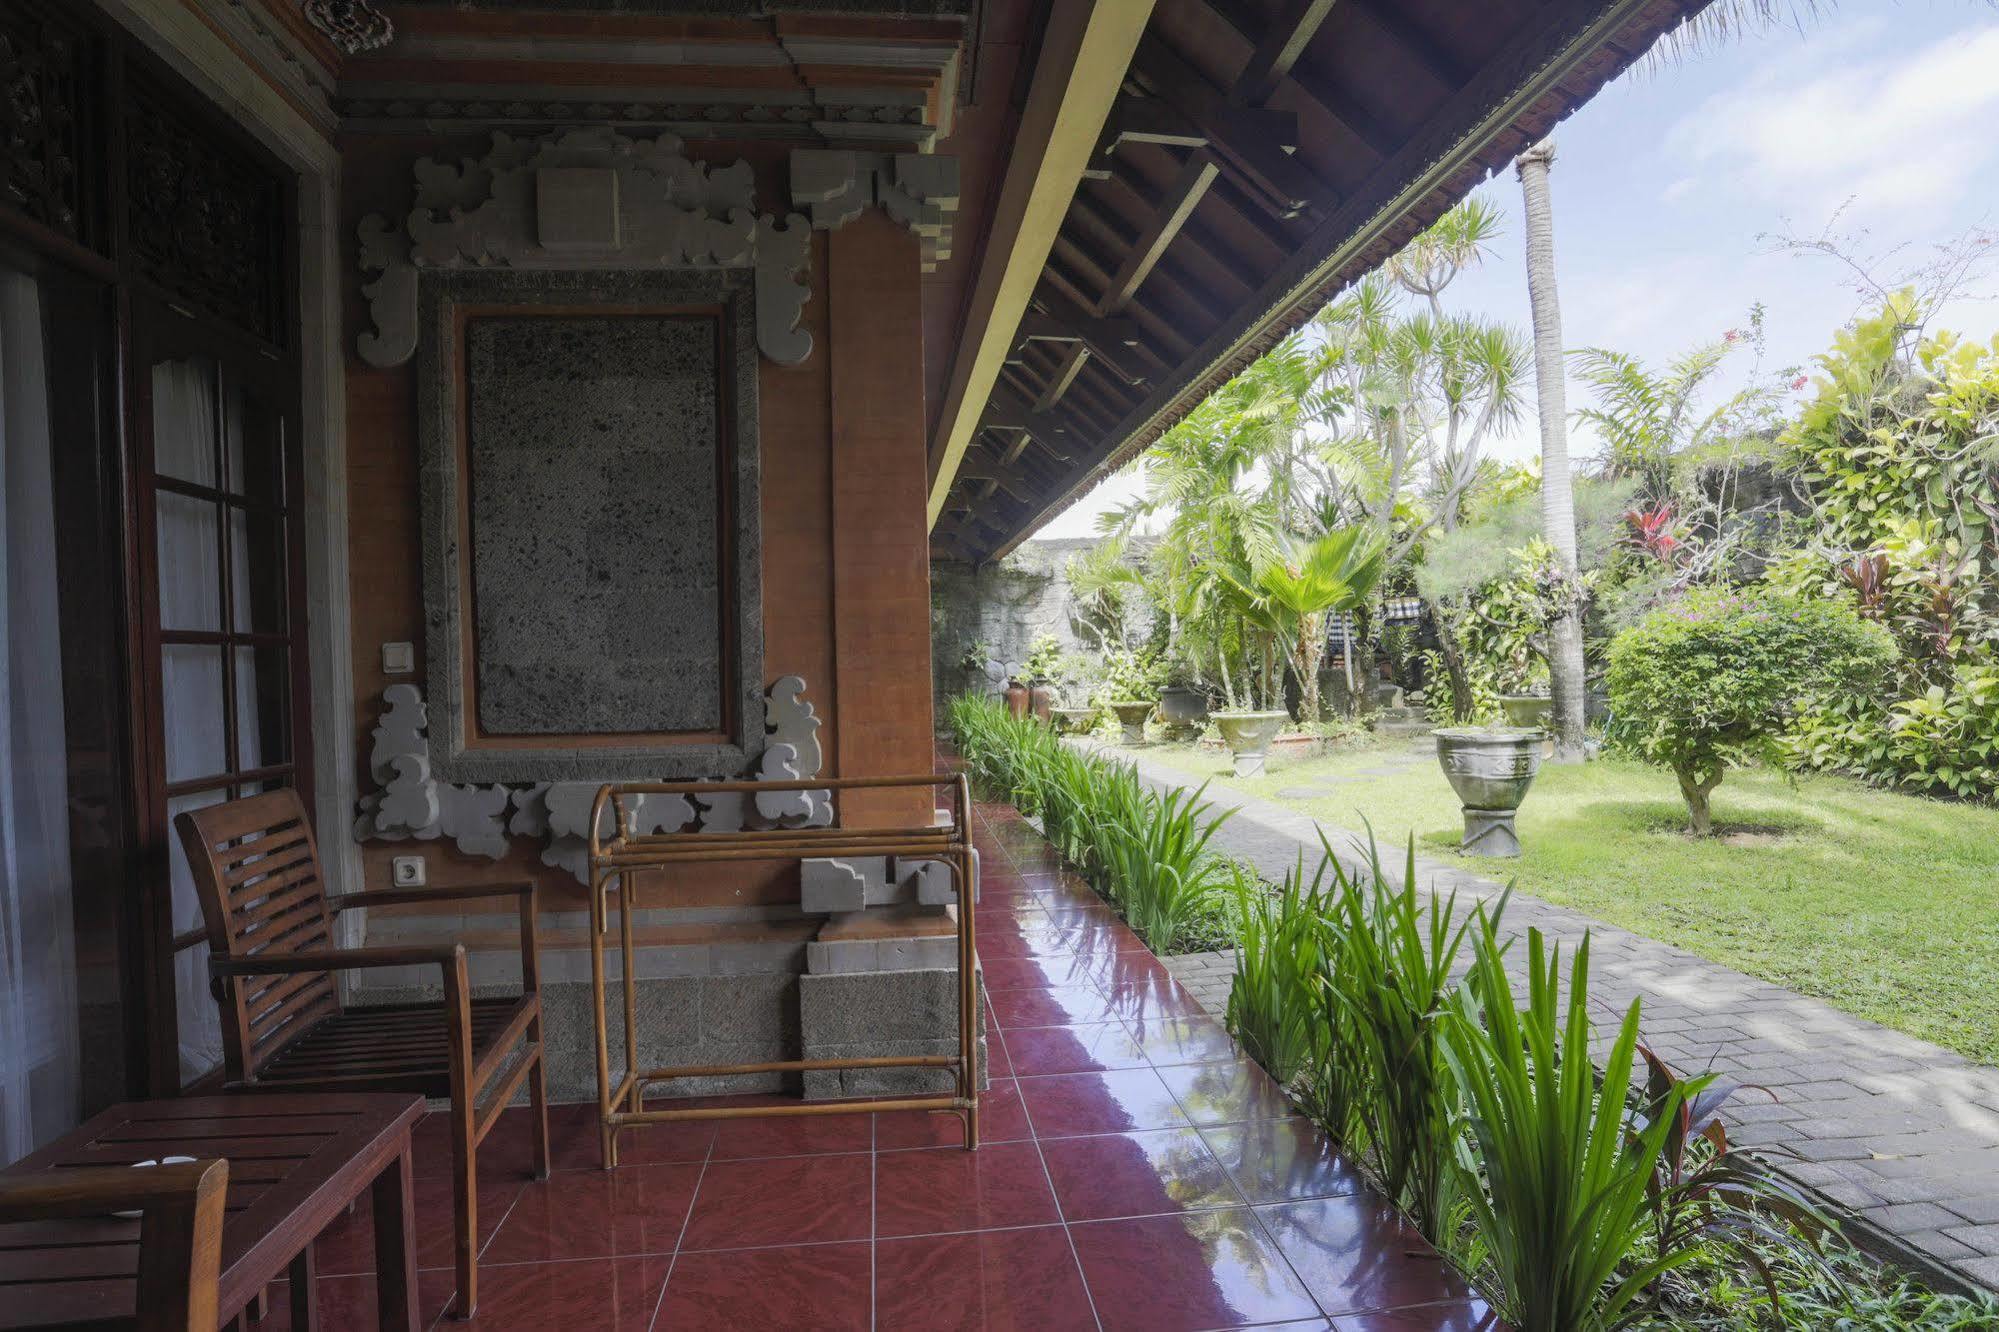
xmin=924 ymin=0 xmax=1156 ymax=529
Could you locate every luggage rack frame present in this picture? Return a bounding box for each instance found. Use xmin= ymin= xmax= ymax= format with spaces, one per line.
xmin=586 ymin=774 xmax=979 ymax=1168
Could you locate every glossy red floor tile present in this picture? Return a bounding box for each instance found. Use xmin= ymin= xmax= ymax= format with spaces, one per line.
xmin=657 ymin=1242 xmax=871 ymax=1330
xmin=1123 ymin=1012 xmax=1241 ymax=1066
xmin=708 ymin=1105 xmax=875 ymax=1159
xmin=1159 ymin=1058 xmax=1299 ymax=1126
xmin=678 ymin=1153 xmax=873 ymax=1250
xmin=482 ymin=1162 xmax=701 ymax=1263
xmin=874 ymin=1140 xmax=1060 ymax=1236
xmin=1040 ymin=1128 xmax=1243 ymax=1221
xmin=1201 ymin=1119 xmax=1364 ymax=1205
xmin=1017 ymin=1067 xmax=1191 ymax=1137
xmin=1004 ymin=1021 xmax=1150 ymax=1075
xmin=876 ymin=1226 xmax=1098 ymax=1332
xmin=1070 ymin=1208 xmax=1322 ymax=1331
xmin=979 ymin=954 xmax=1105 ymax=991
xmin=312 ymin=1170 xmax=523 ymax=1275
xmin=1257 ymin=1197 xmax=1478 ymax=1317
xmin=877 ymin=1077 xmax=1030 ymax=1148
xmin=1330 ymin=1302 xmax=1504 ymax=1330
xmin=990 ymin=983 xmax=1126 ymax=1029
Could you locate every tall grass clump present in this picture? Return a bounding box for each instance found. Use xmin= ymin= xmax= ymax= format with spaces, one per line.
xmin=945 ymin=694 xmax=1234 ymax=954
xmin=1225 ymin=854 xmax=1334 ymax=1087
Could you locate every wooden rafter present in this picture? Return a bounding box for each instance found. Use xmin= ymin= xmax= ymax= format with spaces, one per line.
xmin=1232 ymin=0 xmax=1340 ymax=105
xmin=1096 ymin=150 xmax=1222 ymax=315
xmin=1129 ymin=34 xmax=1326 ymax=218
xmin=1032 ymin=341 xmax=1094 ymax=411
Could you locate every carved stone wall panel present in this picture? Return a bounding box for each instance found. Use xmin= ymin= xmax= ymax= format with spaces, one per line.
xmin=356 ymin=127 xmax=812 ymax=367
xmin=789 ymin=148 xmax=959 ymax=271
xmin=415 ymin=267 xmax=764 ymax=785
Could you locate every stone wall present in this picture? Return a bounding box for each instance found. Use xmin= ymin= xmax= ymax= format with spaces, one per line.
xmin=929 ymin=536 xmax=1154 ymax=718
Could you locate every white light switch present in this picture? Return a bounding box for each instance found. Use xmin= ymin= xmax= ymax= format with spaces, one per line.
xmin=382 ymin=641 xmax=415 ymax=675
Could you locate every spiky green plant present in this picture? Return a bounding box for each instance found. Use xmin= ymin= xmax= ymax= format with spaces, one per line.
xmin=1224 ymin=854 xmax=1334 ymax=1087
xmin=1443 ymin=922 xmax=1697 ymax=1331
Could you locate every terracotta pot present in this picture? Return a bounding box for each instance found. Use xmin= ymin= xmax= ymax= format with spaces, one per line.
xmin=1029 ymin=685 xmax=1056 ymax=723
xmin=1109 ymin=700 xmax=1155 ymax=745
xmin=1434 ymin=726 xmax=1543 ymax=858
xmin=1213 ymin=710 xmax=1288 ymax=776
xmin=1004 ymin=682 xmax=1030 ymax=719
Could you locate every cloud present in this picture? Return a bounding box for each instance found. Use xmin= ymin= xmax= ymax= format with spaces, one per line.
xmin=1665 ymin=19 xmax=1999 ymax=226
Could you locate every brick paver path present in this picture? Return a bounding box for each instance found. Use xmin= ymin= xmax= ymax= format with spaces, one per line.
xmin=1101 ymin=743 xmax=1999 ymax=1294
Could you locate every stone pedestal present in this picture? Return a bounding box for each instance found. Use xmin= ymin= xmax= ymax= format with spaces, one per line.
xmin=797 ymin=855 xmax=984 ymax=1099
xmin=1460 ymin=807 xmax=1522 ymax=858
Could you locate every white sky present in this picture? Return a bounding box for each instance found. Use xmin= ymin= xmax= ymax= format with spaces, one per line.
xmin=1036 ymin=0 xmax=1999 ymax=539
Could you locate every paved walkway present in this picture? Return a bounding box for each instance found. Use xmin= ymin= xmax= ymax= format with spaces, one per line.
xmin=1094 ymin=742 xmax=1999 ymax=1294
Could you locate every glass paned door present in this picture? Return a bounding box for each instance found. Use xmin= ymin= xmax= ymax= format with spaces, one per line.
xmin=135 ymin=304 xmax=308 ymax=1091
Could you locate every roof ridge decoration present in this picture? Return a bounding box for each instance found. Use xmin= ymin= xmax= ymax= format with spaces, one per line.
xmin=355 ymin=126 xmax=814 ymax=367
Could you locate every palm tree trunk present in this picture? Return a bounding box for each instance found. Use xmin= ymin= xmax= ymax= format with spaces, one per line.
xmin=1517 ymin=140 xmax=1589 ymax=763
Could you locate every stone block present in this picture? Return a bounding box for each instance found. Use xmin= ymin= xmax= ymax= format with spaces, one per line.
xmin=894 ymin=855 xmax=972 ymax=906
xmin=800 ymin=856 xmax=881 ymax=913
xmin=798 ymin=965 xmax=983 ymax=1100
xmin=806 ymin=938 xmax=881 ymax=975
xmin=536 ymin=166 xmax=621 ymax=249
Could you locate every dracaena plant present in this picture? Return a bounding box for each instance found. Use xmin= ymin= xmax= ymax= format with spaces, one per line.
xmin=1634 ymin=1045 xmax=1837 ymax=1315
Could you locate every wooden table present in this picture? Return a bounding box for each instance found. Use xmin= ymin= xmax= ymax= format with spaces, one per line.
xmin=0 ymin=1093 xmax=426 ymax=1331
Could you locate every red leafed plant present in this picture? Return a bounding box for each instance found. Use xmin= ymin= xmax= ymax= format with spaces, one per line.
xmin=1837 ymin=553 xmax=1890 ymax=618
xmin=1626 ymin=505 xmax=1682 ymax=564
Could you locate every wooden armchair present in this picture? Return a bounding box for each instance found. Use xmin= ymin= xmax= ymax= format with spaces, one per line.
xmin=175 ymin=790 xmax=548 ymax=1318
xmin=0 ymin=1158 xmax=228 ymax=1331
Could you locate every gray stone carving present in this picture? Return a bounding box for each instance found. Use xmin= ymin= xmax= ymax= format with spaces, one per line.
xmin=357 ymin=127 xmax=814 ymax=368
xmin=800 ymin=858 xmax=874 ymax=915
xmin=790 ymin=149 xmax=960 ymax=271
xmin=415 ymin=267 xmax=764 ymax=785
xmin=357 ymin=675 xmax=833 ymax=880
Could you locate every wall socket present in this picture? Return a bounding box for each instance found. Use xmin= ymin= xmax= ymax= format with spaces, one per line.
xmin=382 ymin=641 xmax=415 ymax=675
xmin=390 ymin=855 xmax=426 ymax=888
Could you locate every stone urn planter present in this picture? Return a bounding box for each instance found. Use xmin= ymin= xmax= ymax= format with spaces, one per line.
xmin=1108 ymin=700 xmax=1155 ymax=745
xmin=1158 ymin=684 xmax=1209 ymax=740
xmin=1213 ymin=710 xmax=1288 ymax=777
xmin=1498 ymin=694 xmax=1552 ymax=730
xmin=1050 ymin=706 xmax=1096 ymax=735
xmin=1435 ymin=726 xmax=1543 ymax=858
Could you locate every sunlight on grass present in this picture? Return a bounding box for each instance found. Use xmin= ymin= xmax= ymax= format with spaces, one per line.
xmin=1137 ymin=741 xmax=1999 ymax=1066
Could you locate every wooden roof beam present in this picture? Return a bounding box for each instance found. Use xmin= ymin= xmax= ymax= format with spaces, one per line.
xmin=1013 ymin=287 xmax=1153 ymax=384
xmin=1096 ymin=150 xmax=1221 ymax=315
xmin=1233 ymin=0 xmax=1341 ymax=105
xmin=1128 ymin=34 xmax=1327 ymax=219
xmin=1032 ymin=341 xmax=1094 ymax=411
xmin=1204 ymin=1 xmax=1397 ymax=160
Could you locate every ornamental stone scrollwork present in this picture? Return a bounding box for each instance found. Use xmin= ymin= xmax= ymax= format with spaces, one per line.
xmin=356 ymin=676 xmax=833 ymax=883
xmin=356 ymin=127 xmax=813 ymax=369
xmin=789 ymin=149 xmax=960 ymax=271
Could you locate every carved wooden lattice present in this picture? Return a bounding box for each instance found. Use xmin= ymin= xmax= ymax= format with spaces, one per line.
xmin=124 ymin=74 xmax=284 ymax=342
xmin=0 ymin=1 xmax=88 ymax=244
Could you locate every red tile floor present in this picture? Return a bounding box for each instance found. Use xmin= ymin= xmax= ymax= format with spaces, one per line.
xmin=274 ymin=787 xmax=1494 ymax=1330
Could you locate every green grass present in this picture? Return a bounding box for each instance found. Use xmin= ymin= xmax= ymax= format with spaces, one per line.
xmin=1137 ymin=739 xmax=1999 ymax=1066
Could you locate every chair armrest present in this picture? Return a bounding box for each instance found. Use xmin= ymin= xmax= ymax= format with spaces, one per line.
xmin=210 ymin=945 xmax=464 ymax=978
xmin=0 ymin=1159 xmax=228 ymax=1224
xmin=327 ymin=883 xmax=542 ymax=991
xmin=325 ymin=882 xmax=534 ymax=913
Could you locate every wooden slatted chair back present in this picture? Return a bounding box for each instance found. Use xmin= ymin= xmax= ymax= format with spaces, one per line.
xmin=174 ymin=789 xmax=340 ymax=1082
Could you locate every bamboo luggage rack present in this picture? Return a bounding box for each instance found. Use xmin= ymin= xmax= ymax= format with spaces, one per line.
xmin=586 ymin=774 xmax=979 ymax=1168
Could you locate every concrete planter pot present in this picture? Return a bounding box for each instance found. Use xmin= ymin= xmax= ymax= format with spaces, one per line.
xmin=1109 ymin=700 xmax=1155 ymax=745
xmin=1213 ymin=710 xmax=1288 ymax=776
xmin=1050 ymin=706 xmax=1097 ymax=735
xmin=1498 ymin=694 xmax=1552 ymax=730
xmin=1435 ymin=726 xmax=1543 ymax=858
xmin=1158 ymin=685 xmax=1209 ymax=740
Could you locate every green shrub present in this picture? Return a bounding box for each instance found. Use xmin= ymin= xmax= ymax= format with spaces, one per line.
xmin=1223 ymin=855 xmax=1334 ymax=1087
xmin=1605 ymin=589 xmax=1895 ymax=833
xmin=1788 ymin=661 xmax=1999 ymax=802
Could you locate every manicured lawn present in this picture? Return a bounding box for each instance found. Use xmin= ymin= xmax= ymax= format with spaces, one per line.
xmin=1137 ymin=738 xmax=1999 ymax=1066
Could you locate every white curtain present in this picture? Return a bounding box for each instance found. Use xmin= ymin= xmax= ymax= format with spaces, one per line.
xmin=0 ymin=268 xmax=78 ymax=1162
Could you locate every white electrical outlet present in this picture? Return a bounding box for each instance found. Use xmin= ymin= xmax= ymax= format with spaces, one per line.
xmin=382 ymin=641 xmax=415 ymax=675
xmin=391 ymin=855 xmax=426 ymax=888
